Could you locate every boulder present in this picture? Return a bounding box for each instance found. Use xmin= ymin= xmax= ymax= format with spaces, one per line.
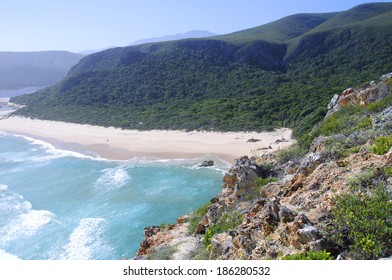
xmin=297 ymin=225 xmax=322 ymax=244
xmin=198 ymin=160 xmax=214 ymax=167
xmin=279 ymin=206 xmax=295 ymax=223
xmin=211 ymin=233 xmax=233 ymax=256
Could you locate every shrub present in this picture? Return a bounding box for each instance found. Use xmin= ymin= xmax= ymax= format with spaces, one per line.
xmin=203 ymin=211 xmax=243 ymax=246
xmin=256 ymin=177 xmax=278 ymax=187
xmin=371 ymin=135 xmax=392 ymax=155
xmin=353 ymin=116 xmax=372 ymax=131
xmin=318 ymin=105 xmax=364 ymax=136
xmin=347 ymin=168 xmax=378 ymax=189
xmin=340 ymin=146 xmax=361 ymax=158
xmin=384 ymin=166 xmax=392 ymax=177
xmin=367 ymin=94 xmax=392 ymax=113
xmin=331 ymin=169 xmax=392 ymax=259
xmin=187 ymin=201 xmax=211 ymax=234
xmin=243 ymin=177 xmax=279 ymax=200
xmin=147 ymin=245 xmax=177 ymax=260
xmin=283 ymin=250 xmax=333 ymax=260
xmin=276 ymin=144 xmax=306 ymax=164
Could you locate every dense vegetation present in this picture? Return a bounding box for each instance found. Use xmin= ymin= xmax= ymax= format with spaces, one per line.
xmin=11 ymin=3 xmax=392 ymax=136
xmin=331 ymin=168 xmax=392 ymax=259
xmin=0 ymin=51 xmax=84 ymax=89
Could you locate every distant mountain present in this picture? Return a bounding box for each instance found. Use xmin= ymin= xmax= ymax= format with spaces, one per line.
xmin=79 ymin=47 xmax=116 ymax=55
xmin=0 ymin=51 xmax=84 ymax=90
xmin=12 ymin=3 xmax=392 ymax=136
xmin=130 ymin=30 xmax=217 ymax=45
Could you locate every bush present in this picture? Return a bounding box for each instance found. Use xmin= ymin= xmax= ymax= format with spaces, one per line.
xmin=318 ymin=105 xmax=364 ymax=136
xmin=371 ymin=135 xmax=392 ymax=155
xmin=384 ymin=166 xmax=392 ymax=177
xmin=283 ymin=250 xmax=333 ymax=260
xmin=254 ymin=177 xmax=278 ymax=194
xmin=276 ymin=144 xmax=306 ymax=164
xmin=203 ymin=211 xmax=243 ymax=246
xmin=331 ymin=169 xmax=392 ymax=259
xmin=353 ymin=116 xmax=372 ymax=131
xmin=146 ymin=245 xmax=177 ymax=260
xmin=347 ymin=168 xmax=378 ymax=189
xmin=188 ymin=201 xmax=211 ymax=234
xmin=367 ymin=94 xmax=392 ymax=113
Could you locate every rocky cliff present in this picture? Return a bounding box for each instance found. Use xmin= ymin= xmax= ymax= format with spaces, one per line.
xmin=134 ymin=73 xmax=392 ymax=260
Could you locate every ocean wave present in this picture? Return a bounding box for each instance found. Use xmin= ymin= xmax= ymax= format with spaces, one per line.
xmin=95 ymin=166 xmax=130 ymax=191
xmin=0 ymin=188 xmax=32 ymax=217
xmin=60 ymin=218 xmax=110 ymax=260
xmin=0 ymin=249 xmax=21 ymax=260
xmin=0 ymin=184 xmax=8 ymax=191
xmin=3 ymin=132 xmax=101 ymax=161
xmin=0 ymin=209 xmax=55 ymax=243
xmin=123 ymin=155 xmax=231 ymax=171
xmin=20 ymin=135 xmax=96 ymax=160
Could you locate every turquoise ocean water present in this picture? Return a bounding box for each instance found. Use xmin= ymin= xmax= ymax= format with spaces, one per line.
xmin=0 ymin=131 xmax=226 ymax=260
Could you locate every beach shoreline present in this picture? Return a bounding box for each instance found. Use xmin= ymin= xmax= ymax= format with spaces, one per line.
xmin=0 ymin=116 xmax=295 ymax=163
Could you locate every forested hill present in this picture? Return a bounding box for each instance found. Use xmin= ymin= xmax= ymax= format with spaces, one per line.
xmin=12 ymin=3 xmax=392 ymax=136
xmin=0 ymin=51 xmax=84 ymax=90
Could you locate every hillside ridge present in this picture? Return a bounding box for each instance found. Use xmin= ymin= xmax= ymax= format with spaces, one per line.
xmin=11 ymin=2 xmax=392 ymax=135
xmin=0 ymin=51 xmax=84 ymax=90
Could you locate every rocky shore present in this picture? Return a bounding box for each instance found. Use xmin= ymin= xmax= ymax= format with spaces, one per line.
xmin=134 ymin=73 xmax=392 ymax=260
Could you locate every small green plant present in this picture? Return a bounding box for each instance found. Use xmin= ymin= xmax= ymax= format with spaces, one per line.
xmin=255 ymin=177 xmax=278 ymax=194
xmin=256 ymin=177 xmax=278 ymax=187
xmin=353 ymin=116 xmax=372 ymax=131
xmin=203 ymin=211 xmax=243 ymax=246
xmin=347 ymin=168 xmax=377 ymax=190
xmin=283 ymin=250 xmax=333 ymax=260
xmin=371 ymin=135 xmax=392 ymax=155
xmin=368 ymin=93 xmax=392 ymax=113
xmin=340 ymin=146 xmax=361 ymax=158
xmin=384 ymin=166 xmax=392 ymax=177
xmin=158 ymin=222 xmax=173 ymax=230
xmin=190 ymin=244 xmax=210 ymax=260
xmin=244 ymin=177 xmax=279 ymax=200
xmin=188 ymin=201 xmax=211 ymax=234
xmin=276 ymin=144 xmax=305 ymax=164
xmin=147 ymin=245 xmax=177 ymax=260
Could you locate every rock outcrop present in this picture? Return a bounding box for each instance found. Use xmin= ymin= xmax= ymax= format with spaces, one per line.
xmin=198 ymin=160 xmax=215 ymax=167
xmin=134 ymin=73 xmax=392 ymax=260
xmin=326 ymin=72 xmax=392 ymax=118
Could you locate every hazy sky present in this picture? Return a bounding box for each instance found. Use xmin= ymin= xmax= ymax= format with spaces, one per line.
xmin=1 ymin=0 xmax=390 ymax=52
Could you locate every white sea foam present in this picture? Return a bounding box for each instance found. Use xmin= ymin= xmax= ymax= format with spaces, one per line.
xmin=7 ymin=133 xmax=100 ymax=161
xmin=95 ymin=166 xmax=130 ymax=190
xmin=0 ymin=249 xmax=21 ymax=260
xmin=0 ymin=189 xmax=32 ymax=217
xmin=61 ymin=218 xmax=108 ymax=260
xmin=123 ymin=155 xmax=231 ymax=172
xmin=0 ymin=210 xmax=55 ymax=242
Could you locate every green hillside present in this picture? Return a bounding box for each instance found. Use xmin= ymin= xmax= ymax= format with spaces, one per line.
xmin=216 ymin=12 xmax=337 ymax=43
xmin=0 ymin=51 xmax=84 ymax=89
xmin=11 ymin=3 xmax=392 ymax=136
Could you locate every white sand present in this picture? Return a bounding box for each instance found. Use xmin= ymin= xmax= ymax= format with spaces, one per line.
xmin=0 ymin=116 xmax=295 ymax=162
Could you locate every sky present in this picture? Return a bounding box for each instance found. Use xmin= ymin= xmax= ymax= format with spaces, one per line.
xmin=1 ymin=0 xmax=391 ymax=53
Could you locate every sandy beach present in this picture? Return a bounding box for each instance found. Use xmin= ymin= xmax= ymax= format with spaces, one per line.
xmin=0 ymin=116 xmax=295 ymax=162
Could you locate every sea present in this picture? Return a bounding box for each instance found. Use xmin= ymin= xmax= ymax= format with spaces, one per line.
xmin=0 ymin=86 xmax=47 ymax=98
xmin=0 ymin=131 xmax=227 ymax=260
